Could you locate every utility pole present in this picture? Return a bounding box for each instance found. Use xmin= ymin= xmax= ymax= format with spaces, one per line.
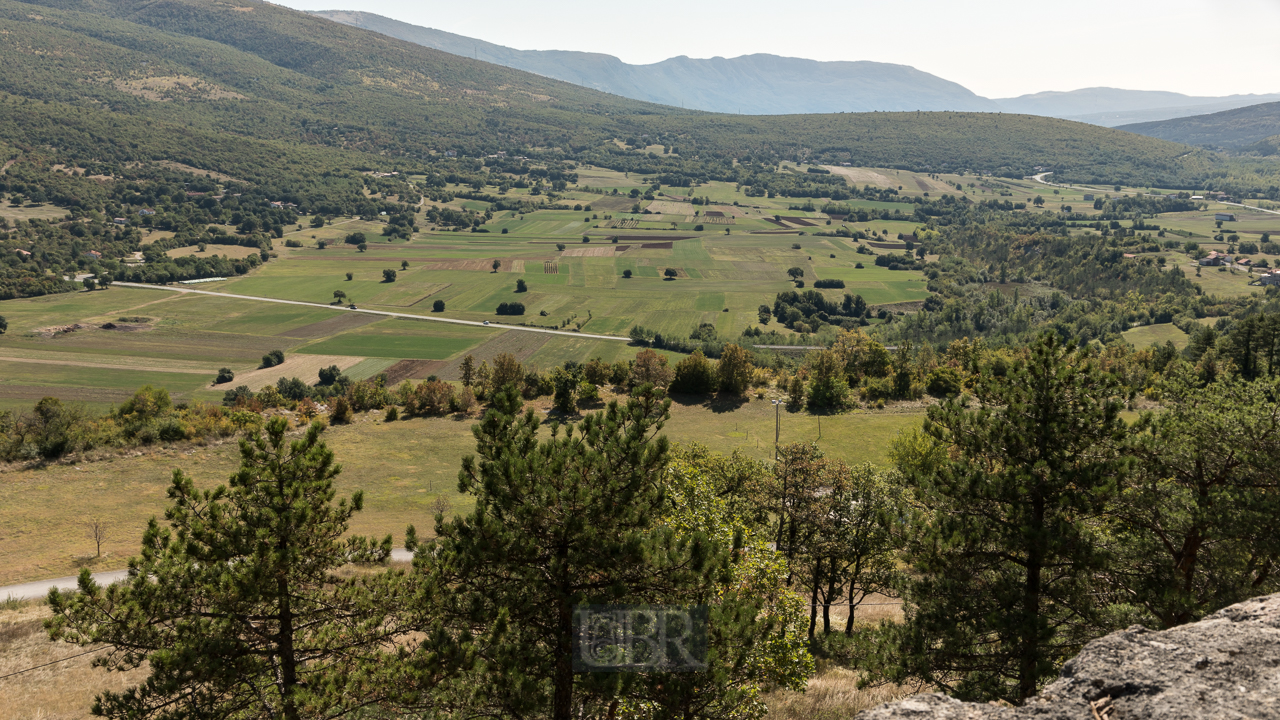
xmin=771 ymin=399 xmax=782 ymax=460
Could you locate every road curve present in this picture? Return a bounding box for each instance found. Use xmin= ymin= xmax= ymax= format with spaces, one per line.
xmin=113 ymin=283 xmax=628 ymax=341
xmin=0 ymin=550 xmax=417 ymax=601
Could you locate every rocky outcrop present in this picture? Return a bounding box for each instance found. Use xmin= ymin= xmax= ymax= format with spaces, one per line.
xmin=861 ymin=593 xmax=1280 ymax=719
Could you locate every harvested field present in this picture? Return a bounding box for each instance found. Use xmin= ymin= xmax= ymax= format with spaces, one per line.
xmin=383 ymin=359 xmax=448 ymax=384
xmin=275 ymin=312 xmax=384 ymax=339
xmin=915 ymin=178 xmax=930 ymax=191
xmin=560 ymin=247 xmax=616 ymax=257
xmin=544 ymin=261 xmax=559 ymax=274
xmin=702 ymin=216 xmax=734 ymax=225
xmin=645 ymin=200 xmax=691 ymax=215
xmin=604 ymin=220 xmax=640 ymax=229
xmin=763 ymin=218 xmax=789 ymax=228
xmin=609 ymin=237 xmax=688 ymax=244
xmin=435 ymin=331 xmax=551 ymax=380
xmin=421 ymin=259 xmax=514 ymax=272
xmin=223 ymin=354 xmax=365 ymax=391
xmin=823 ymin=166 xmax=897 ymax=187
xmin=867 ymin=240 xmax=907 ymax=250
xmin=0 ymin=355 xmax=212 ymax=375
xmin=703 ymin=211 xmax=725 ymax=218
xmin=166 ymin=245 xmax=261 ymax=259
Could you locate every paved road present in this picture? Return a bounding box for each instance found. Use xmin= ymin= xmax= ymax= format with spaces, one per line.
xmin=113 ymin=283 xmax=628 ymax=341
xmin=1219 ymin=200 xmax=1280 ymax=217
xmin=0 ymin=550 xmax=417 ymax=601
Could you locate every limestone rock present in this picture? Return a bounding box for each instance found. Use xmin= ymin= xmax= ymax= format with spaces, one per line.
xmin=860 ymin=593 xmax=1280 ymax=719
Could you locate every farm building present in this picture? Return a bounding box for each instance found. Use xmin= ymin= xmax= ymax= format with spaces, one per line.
xmin=139 ymin=208 xmax=155 ymax=216
xmin=1259 ymin=271 xmax=1280 ymax=286
xmin=1216 ymin=213 xmax=1237 ymax=222
xmin=1199 ymin=251 xmax=1227 ymax=266
xmin=1083 ymin=194 xmax=1095 ymax=201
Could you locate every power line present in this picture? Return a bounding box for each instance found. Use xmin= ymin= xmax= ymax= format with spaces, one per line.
xmin=0 ymin=647 xmax=105 ymax=682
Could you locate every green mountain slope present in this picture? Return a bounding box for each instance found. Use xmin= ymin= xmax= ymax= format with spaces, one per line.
xmin=0 ymin=0 xmax=1248 ymax=187
xmin=1120 ymin=102 xmax=1280 ymax=149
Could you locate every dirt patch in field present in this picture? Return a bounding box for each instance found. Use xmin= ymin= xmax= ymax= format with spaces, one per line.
xmin=560 ymin=247 xmax=617 ymax=257
xmin=383 ymin=359 xmax=448 ymax=385
xmin=435 ymin=332 xmax=551 ymax=380
xmin=223 ymin=355 xmax=365 ymax=391
xmin=645 ymin=200 xmax=691 ymax=215
xmin=99 ymin=322 xmax=152 ymax=333
xmin=915 ymin=178 xmax=931 ymax=192
xmin=276 ymin=313 xmax=384 ymax=339
xmin=0 ymin=355 xmax=212 ymax=375
xmin=34 ymin=323 xmax=90 ymax=338
xmin=166 ymin=245 xmax=261 ymax=259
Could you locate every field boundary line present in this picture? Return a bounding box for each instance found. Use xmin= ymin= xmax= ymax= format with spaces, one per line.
xmin=113 ymin=284 xmax=629 ymax=341
xmin=0 ymin=355 xmax=216 ymax=374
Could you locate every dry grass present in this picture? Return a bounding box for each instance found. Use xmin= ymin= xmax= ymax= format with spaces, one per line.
xmin=765 ymin=667 xmax=915 ymax=720
xmin=0 ymin=601 xmax=148 ymax=720
xmin=222 ymin=354 xmax=365 ymax=391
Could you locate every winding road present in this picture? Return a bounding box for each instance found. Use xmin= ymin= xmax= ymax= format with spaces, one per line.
xmin=113 ymin=283 xmax=628 ymax=341
xmin=0 ymin=550 xmax=417 ymax=601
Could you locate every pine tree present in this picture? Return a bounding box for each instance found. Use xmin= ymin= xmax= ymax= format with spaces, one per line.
xmin=428 ymin=387 xmax=729 ymax=719
xmin=876 ymin=335 xmax=1130 ymax=703
xmin=46 ymin=419 xmax=405 ymax=720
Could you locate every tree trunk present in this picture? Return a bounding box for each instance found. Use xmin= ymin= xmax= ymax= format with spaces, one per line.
xmin=844 ymin=582 xmax=858 ymax=636
xmin=823 ymin=573 xmax=839 ymax=635
xmin=277 ymin=576 xmax=300 ymax=720
xmin=1018 ymin=497 xmax=1044 ymax=703
xmin=807 ymin=559 xmax=821 ymax=643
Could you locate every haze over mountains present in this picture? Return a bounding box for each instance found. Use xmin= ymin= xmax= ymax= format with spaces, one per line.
xmin=315 ymin=10 xmax=1280 ymax=128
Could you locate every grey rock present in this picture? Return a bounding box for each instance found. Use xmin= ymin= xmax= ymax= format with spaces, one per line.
xmin=861 ymin=593 xmax=1280 ymax=720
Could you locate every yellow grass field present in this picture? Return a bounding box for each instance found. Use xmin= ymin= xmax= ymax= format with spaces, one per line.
xmin=220 ymin=354 xmax=365 ymax=391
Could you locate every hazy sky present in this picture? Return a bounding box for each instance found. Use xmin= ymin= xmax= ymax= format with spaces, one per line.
xmin=275 ymin=0 xmax=1280 ymax=98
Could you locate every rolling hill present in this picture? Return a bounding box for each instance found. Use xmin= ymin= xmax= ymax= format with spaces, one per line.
xmin=312 ymin=10 xmax=1000 ymax=115
xmin=995 ymin=88 xmax=1280 ymax=127
xmin=1119 ymin=102 xmax=1280 ymax=150
xmin=0 ymin=0 xmax=1240 ymax=187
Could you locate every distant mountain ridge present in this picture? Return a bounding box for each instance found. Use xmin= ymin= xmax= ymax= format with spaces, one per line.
xmin=995 ymin=88 xmax=1280 ymax=127
xmin=313 ymin=10 xmax=1280 ymax=127
xmin=1119 ymin=102 xmax=1280 ymax=149
xmin=311 ymin=10 xmax=1000 ymax=114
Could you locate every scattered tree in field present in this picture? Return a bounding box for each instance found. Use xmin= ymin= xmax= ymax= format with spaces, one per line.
xmin=664 ymin=268 xmax=678 ymax=280
xmin=622 ymin=269 xmax=633 ymax=278
xmin=787 ymin=267 xmax=804 ymax=279
xmin=358 ymin=243 xmax=368 ymax=253
xmin=515 ymin=278 xmax=527 ymax=293
xmin=401 ymin=260 xmax=409 ymax=270
xmin=629 ymin=348 xmax=674 ymax=388
xmin=0 ymin=316 xmax=8 ymax=335
xmin=318 ymin=365 xmax=343 ymax=386
xmin=491 ymin=259 xmax=501 ymax=273
xmin=876 ymin=335 xmax=1128 ymax=703
xmin=344 ymin=232 xmax=365 ymax=245
xmin=345 ymin=272 xmax=353 ymax=281
xmin=259 ymin=349 xmax=285 ymax=369
xmin=670 ymin=349 xmax=717 ymax=394
xmin=495 ymin=302 xmax=525 ymax=316
xmin=333 ymin=290 xmax=346 ymax=303
xmin=382 ymin=269 xmax=397 ymax=283
xmin=47 ymin=420 xmax=401 ymax=720
xmin=555 ymin=243 xmax=565 ymax=251
xmin=83 ymin=278 xmax=96 ymax=291
xmin=84 ymin=517 xmax=108 ymax=558
xmin=717 ymin=343 xmax=755 ymax=395
xmin=215 ymin=368 xmax=235 ymax=385
xmin=1033 ymin=195 xmax=1045 ymax=207
xmin=99 ymin=273 xmax=112 ymax=289
xmin=310 ymin=215 xmax=326 ymax=229
xmin=432 ymin=299 xmax=445 ymax=312
xmin=460 ymin=355 xmax=475 ymax=387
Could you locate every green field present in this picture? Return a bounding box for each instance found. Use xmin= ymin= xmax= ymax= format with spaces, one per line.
xmin=1122 ymin=323 xmax=1190 ymax=350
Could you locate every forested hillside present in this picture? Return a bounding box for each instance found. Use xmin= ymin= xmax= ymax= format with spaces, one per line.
xmin=0 ymin=0 xmax=1257 ymax=187
xmin=1121 ymin=101 xmax=1280 ymax=150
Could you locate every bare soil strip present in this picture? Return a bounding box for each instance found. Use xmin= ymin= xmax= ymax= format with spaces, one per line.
xmin=275 ymin=312 xmax=384 ymax=339
xmin=222 ymin=355 xmax=365 ymax=391
xmin=0 ymin=355 xmax=214 ymax=374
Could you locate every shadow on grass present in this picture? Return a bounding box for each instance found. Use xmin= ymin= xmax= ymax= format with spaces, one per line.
xmin=668 ymin=392 xmax=750 ymax=414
